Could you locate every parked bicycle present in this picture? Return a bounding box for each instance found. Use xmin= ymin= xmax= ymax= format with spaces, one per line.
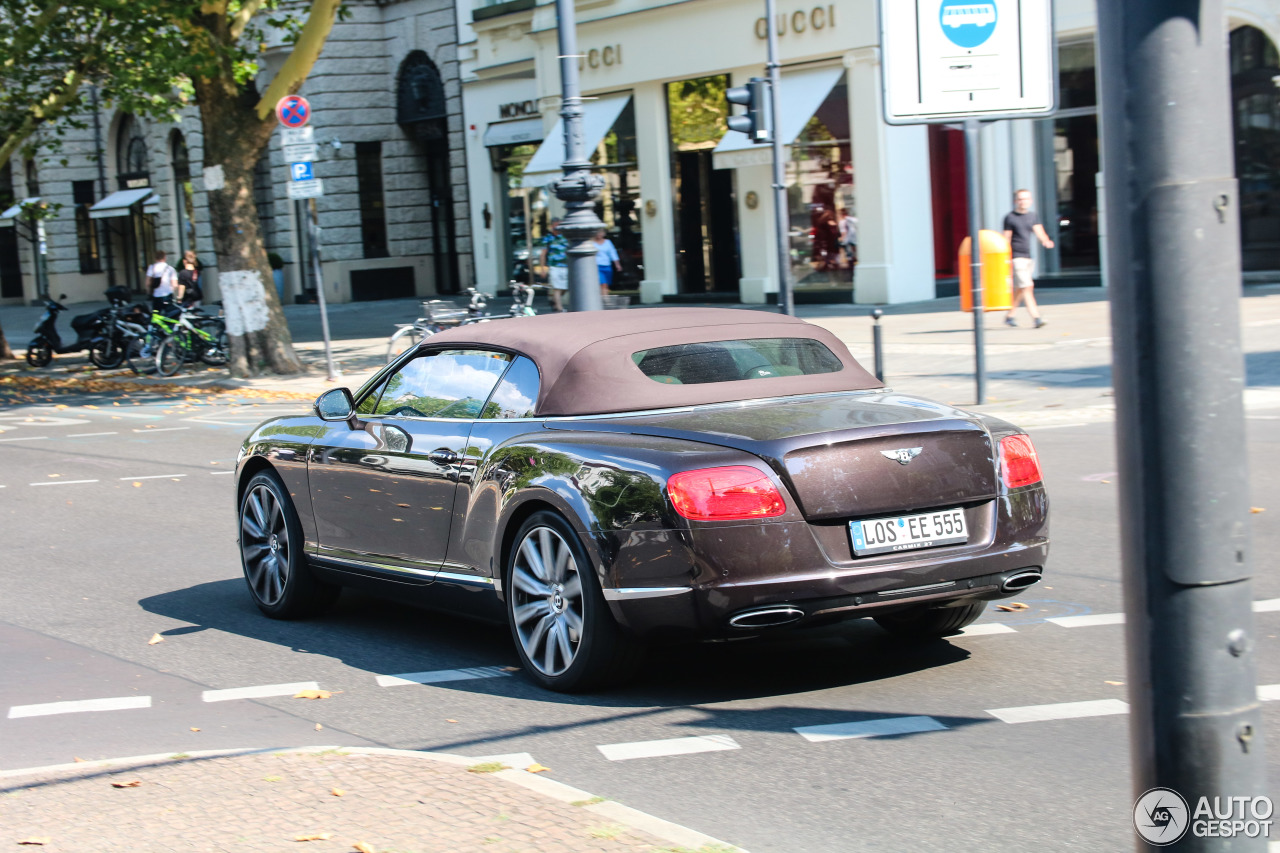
xmin=384 ymin=283 xmax=547 ymax=361
xmin=155 ymin=308 xmax=229 ymax=376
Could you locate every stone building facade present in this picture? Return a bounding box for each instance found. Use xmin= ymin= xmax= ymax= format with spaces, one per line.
xmin=0 ymin=0 xmax=472 ymax=308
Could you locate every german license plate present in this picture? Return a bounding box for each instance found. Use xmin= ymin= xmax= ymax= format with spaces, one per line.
xmin=850 ymin=508 xmax=968 ymax=556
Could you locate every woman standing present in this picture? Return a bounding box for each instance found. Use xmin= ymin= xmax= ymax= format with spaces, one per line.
xmin=592 ymin=229 xmax=621 ymax=297
xmin=178 ymin=250 xmax=203 ymax=309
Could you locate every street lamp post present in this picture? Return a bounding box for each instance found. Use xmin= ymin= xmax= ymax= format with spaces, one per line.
xmin=552 ymin=0 xmax=605 ymax=313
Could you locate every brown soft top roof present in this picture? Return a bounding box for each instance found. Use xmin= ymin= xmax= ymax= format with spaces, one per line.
xmin=424 ymin=307 xmax=882 ymax=416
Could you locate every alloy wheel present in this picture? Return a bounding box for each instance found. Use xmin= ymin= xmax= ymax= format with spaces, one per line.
xmin=240 ymin=483 xmax=291 ymax=607
xmin=511 ymin=525 xmax=584 ymax=677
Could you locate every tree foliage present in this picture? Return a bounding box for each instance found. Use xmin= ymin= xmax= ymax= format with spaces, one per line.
xmin=667 ymin=75 xmax=729 ymax=152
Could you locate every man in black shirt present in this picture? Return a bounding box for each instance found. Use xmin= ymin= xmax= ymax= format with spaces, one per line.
xmin=1002 ymin=189 xmax=1055 ymax=328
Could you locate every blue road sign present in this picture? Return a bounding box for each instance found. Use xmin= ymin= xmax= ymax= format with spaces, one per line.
xmin=290 ymin=162 xmax=315 ymax=182
xmin=939 ymin=0 xmax=998 ymax=49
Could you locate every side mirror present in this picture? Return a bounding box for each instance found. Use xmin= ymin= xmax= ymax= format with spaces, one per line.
xmin=314 ymin=387 xmax=355 ymax=422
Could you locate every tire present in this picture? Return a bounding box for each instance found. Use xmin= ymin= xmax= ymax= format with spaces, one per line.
xmin=238 ymin=470 xmax=339 ymax=619
xmin=386 ymin=327 xmax=422 ymax=361
xmin=125 ymin=334 xmax=159 ymax=375
xmin=873 ymin=601 xmax=988 ymax=639
xmin=505 ymin=510 xmax=642 ymax=692
xmin=155 ymin=334 xmax=187 ymax=377
xmin=89 ymin=338 xmax=124 ymax=369
xmin=25 ymin=341 xmax=52 ymax=368
xmin=199 ymin=326 xmax=229 ymax=366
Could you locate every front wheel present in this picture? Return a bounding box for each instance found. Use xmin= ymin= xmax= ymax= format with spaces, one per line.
xmin=89 ymin=338 xmax=124 ymax=369
xmin=25 ymin=341 xmax=52 ymax=368
xmin=125 ymin=334 xmax=159 ymax=375
xmin=155 ymin=333 xmax=188 ymax=377
xmin=238 ymin=470 xmax=339 ymax=619
xmin=506 ymin=511 xmax=642 ymax=692
xmin=873 ymin=601 xmax=987 ymax=639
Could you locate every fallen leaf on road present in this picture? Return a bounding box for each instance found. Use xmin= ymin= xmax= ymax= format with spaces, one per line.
xmin=500 ymin=666 xmax=521 ymax=672
xmin=292 ymin=833 xmax=333 ymax=842
xmin=1251 ymin=507 xmax=1266 ymax=514
xmin=73 ymin=757 xmax=86 ymax=762
xmin=1100 ymin=479 xmax=1111 ymax=484
xmin=1105 ymin=681 xmax=1124 ymax=686
xmin=132 ymin=482 xmax=141 ymax=487
xmin=47 ymin=474 xmax=60 ymax=478
xmin=315 ymin=723 xmax=323 ymax=731
xmin=111 ymin=780 xmax=142 ymax=788
xmin=996 ymin=602 xmax=1030 ymax=612
xmin=17 ymin=838 xmax=51 ymax=845
xmin=190 ymin=727 xmax=200 ymax=732
xmin=293 ymin=690 xmax=332 ymax=700
xmin=446 ymin=718 xmax=458 ymax=723
xmin=525 ymin=763 xmax=551 ymax=774
xmin=331 ymin=788 xmax=345 ymax=797
xmin=353 ymin=843 xmax=376 ymax=853
xmin=148 ymin=633 xmax=164 ymax=645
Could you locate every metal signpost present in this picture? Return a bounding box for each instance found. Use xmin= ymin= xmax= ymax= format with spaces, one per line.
xmin=877 ymin=0 xmax=1056 ymax=403
xmin=275 ymin=96 xmax=339 ymax=381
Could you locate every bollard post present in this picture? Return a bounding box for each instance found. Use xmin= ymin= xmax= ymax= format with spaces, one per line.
xmin=871 ymin=308 xmax=885 ymax=383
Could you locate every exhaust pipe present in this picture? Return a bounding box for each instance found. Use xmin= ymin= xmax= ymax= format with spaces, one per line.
xmin=728 ymin=606 xmax=805 ymax=630
xmin=1001 ymin=570 xmax=1042 ymax=593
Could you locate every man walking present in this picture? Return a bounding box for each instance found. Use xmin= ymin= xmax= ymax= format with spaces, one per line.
xmin=1002 ymin=189 xmax=1054 ymax=328
xmin=538 ymin=218 xmax=569 ymax=312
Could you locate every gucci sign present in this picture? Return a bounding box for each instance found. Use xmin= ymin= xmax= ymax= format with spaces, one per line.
xmin=755 ymin=5 xmax=837 ymax=38
xmin=579 ymin=44 xmax=622 ymax=70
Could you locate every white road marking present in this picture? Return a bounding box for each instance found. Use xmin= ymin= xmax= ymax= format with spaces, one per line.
xmin=794 ymin=715 xmax=947 ymax=743
xmin=202 ymin=681 xmax=320 ymax=702
xmin=29 ymin=479 xmax=99 ymax=487
xmin=1255 ymin=599 xmax=1280 ymax=613
xmin=210 ymin=471 xmax=235 ymax=476
xmin=132 ymin=427 xmax=190 ymax=433
xmin=8 ymin=695 xmax=152 ymax=719
xmin=957 ymin=623 xmax=1017 ymax=636
xmin=1029 ymin=422 xmax=1088 ymax=430
xmin=988 ymin=699 xmax=1129 ymax=725
xmin=67 ymin=432 xmax=118 ymax=437
xmin=376 ymin=666 xmax=512 ymax=687
xmin=118 ymin=474 xmax=187 ymax=481
xmin=1259 ymin=684 xmax=1280 ymax=702
xmin=1048 ymin=612 xmax=1126 ymax=628
xmin=598 ymin=735 xmax=740 ymax=761
xmin=0 ymin=436 xmax=49 ymax=442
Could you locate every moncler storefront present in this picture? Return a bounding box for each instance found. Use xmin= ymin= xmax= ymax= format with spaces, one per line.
xmin=459 ymin=0 xmax=1280 ymax=304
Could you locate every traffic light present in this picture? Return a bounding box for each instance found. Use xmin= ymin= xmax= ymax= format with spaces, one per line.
xmin=726 ymin=77 xmax=771 ymax=144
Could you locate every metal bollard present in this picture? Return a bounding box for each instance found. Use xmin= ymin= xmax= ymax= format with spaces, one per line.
xmin=870 ymin=308 xmax=885 ymax=382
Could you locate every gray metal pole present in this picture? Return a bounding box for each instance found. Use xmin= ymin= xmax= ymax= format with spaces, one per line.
xmin=307 ymin=198 xmax=339 ymax=381
xmin=1097 ymin=1 xmax=1267 ymax=846
xmin=870 ymin=308 xmax=884 ymax=382
xmin=552 ymin=0 xmax=604 ymax=313
xmin=764 ymin=0 xmax=792 ymax=316
xmin=964 ymin=119 xmax=986 ymax=405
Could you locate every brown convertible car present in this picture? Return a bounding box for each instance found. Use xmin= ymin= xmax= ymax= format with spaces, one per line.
xmin=236 ymin=308 xmax=1048 ymax=691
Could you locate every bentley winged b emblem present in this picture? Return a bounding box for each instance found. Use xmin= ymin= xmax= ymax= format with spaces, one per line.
xmin=881 ymin=447 xmax=923 ymax=465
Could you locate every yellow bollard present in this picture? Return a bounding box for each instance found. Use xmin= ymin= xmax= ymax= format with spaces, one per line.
xmin=959 ymin=230 xmax=1013 ymax=312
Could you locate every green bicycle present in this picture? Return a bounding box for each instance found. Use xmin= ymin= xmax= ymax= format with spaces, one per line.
xmin=156 ymin=311 xmax=229 ymax=376
xmin=124 ymin=309 xmax=182 ymax=375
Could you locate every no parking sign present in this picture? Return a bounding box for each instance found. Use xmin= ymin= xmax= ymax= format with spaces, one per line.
xmin=275 ymin=95 xmax=311 ymax=128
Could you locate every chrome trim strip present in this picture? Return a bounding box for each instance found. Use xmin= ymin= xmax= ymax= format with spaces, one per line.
xmin=543 ymin=390 xmax=887 ymax=422
xmin=875 ymin=581 xmax=957 ymax=596
xmin=314 ymin=552 xmax=438 ymax=579
xmin=601 ymin=586 xmax=691 ymax=601
xmin=434 ymin=570 xmax=496 ymax=587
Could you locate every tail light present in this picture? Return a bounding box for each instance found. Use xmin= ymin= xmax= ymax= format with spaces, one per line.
xmin=667 ymin=466 xmax=787 ymax=521
xmin=1000 ymin=434 xmax=1042 ymax=489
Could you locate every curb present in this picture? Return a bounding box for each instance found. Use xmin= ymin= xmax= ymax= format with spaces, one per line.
xmin=0 ymin=744 xmax=750 ymax=853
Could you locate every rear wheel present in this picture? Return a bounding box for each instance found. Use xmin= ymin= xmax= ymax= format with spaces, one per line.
xmin=25 ymin=342 xmax=52 ymax=367
xmin=873 ymin=601 xmax=987 ymax=639
xmin=89 ymin=338 xmax=124 ymax=369
xmin=238 ymin=470 xmax=339 ymax=618
xmin=506 ymin=510 xmax=642 ymax=692
xmin=125 ymin=334 xmax=159 ymax=375
xmin=199 ymin=325 xmax=229 ymax=366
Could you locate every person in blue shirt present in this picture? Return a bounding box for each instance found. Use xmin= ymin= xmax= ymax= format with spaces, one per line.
xmin=538 ymin=218 xmax=569 ymax=311
xmin=593 ymin=229 xmax=621 ymax=296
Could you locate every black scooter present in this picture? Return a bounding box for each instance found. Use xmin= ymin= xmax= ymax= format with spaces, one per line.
xmin=25 ymin=288 xmax=128 ymax=368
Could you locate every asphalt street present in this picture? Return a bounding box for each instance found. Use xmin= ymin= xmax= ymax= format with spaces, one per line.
xmin=1 ymin=384 xmax=1278 ymax=852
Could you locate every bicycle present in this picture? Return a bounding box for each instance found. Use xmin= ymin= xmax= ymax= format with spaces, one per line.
xmin=124 ymin=305 xmax=183 ymax=375
xmin=155 ymin=308 xmax=229 ymax=376
xmin=386 ymin=288 xmax=491 ymax=361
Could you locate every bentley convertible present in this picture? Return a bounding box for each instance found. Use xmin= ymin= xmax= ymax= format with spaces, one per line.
xmin=236 ymin=308 xmax=1048 ymax=691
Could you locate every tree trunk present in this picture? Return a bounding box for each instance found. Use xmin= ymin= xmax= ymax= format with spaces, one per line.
xmin=193 ymin=76 xmax=304 ymax=378
xmin=0 ymin=318 xmax=14 ymax=360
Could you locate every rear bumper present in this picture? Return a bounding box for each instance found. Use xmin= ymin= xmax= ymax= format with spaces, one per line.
xmin=601 ymin=488 xmax=1048 ymax=642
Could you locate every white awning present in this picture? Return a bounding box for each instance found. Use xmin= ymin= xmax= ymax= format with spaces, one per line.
xmin=713 ymin=66 xmax=845 ymax=170
xmin=520 ymin=94 xmax=632 ymax=187
xmin=89 ymin=188 xmax=157 ymax=220
xmin=0 ymin=197 xmax=41 ymax=227
xmin=483 ymin=117 xmax=544 ymax=148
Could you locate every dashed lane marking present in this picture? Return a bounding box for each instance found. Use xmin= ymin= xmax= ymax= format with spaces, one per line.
xmin=1261 ymin=685 xmax=1280 ymax=702
xmin=67 ymin=432 xmax=118 ymax=437
xmin=957 ymin=623 xmax=1017 ymax=635
xmin=132 ymin=427 xmax=190 ymax=433
xmin=1049 ymin=599 xmax=1280 ymax=628
xmin=1256 ymin=598 xmax=1280 ymax=613
xmin=210 ymin=470 xmax=235 ymax=475
xmin=8 ymin=696 xmax=152 ymax=719
xmin=0 ymin=436 xmax=49 ymax=442
xmin=202 ymin=681 xmax=320 ymax=703
xmin=118 ymin=474 xmax=187 ymax=481
xmin=794 ymin=716 xmax=947 ymax=743
xmin=29 ymin=479 xmax=99 ymax=487
xmin=987 ymin=699 xmax=1129 ymax=724
xmin=598 ymin=735 xmax=740 ymax=761
xmin=376 ymin=667 xmax=512 ymax=687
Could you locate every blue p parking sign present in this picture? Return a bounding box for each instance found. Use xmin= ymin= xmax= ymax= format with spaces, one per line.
xmin=939 ymin=0 xmax=998 ymax=49
xmin=290 ymin=162 xmax=315 ymax=182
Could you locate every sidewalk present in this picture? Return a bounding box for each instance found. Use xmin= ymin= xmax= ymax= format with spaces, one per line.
xmin=4 ymin=285 xmax=1280 ymax=422
xmin=0 ymin=746 xmax=745 ymax=853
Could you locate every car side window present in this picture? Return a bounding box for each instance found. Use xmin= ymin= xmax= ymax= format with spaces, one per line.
xmin=481 ymin=356 xmax=540 ymax=419
xmin=374 ymin=349 xmax=512 ymax=419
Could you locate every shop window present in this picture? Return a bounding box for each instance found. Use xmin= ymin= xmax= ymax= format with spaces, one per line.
xmin=786 ymin=73 xmax=853 ymax=294
xmin=1231 ymin=26 xmax=1280 ymax=271
xmin=0 ymin=162 xmax=21 ymax=298
xmin=252 ymin=154 xmax=275 ymax=252
xmin=493 ymin=142 xmax=546 ymax=286
xmin=592 ymin=102 xmax=642 ymax=290
xmin=24 ymin=159 xmax=39 ymax=196
xmin=73 ymin=181 xmax=103 ymax=274
xmin=356 ymin=141 xmax=389 ymax=259
xmin=172 ymin=132 xmax=197 ymax=256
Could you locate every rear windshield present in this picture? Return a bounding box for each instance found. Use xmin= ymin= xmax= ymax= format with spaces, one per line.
xmin=632 ymin=338 xmax=844 ymax=385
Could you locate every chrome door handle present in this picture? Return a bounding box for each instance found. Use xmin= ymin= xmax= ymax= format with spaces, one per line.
xmin=427 ymin=448 xmax=460 ymax=464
